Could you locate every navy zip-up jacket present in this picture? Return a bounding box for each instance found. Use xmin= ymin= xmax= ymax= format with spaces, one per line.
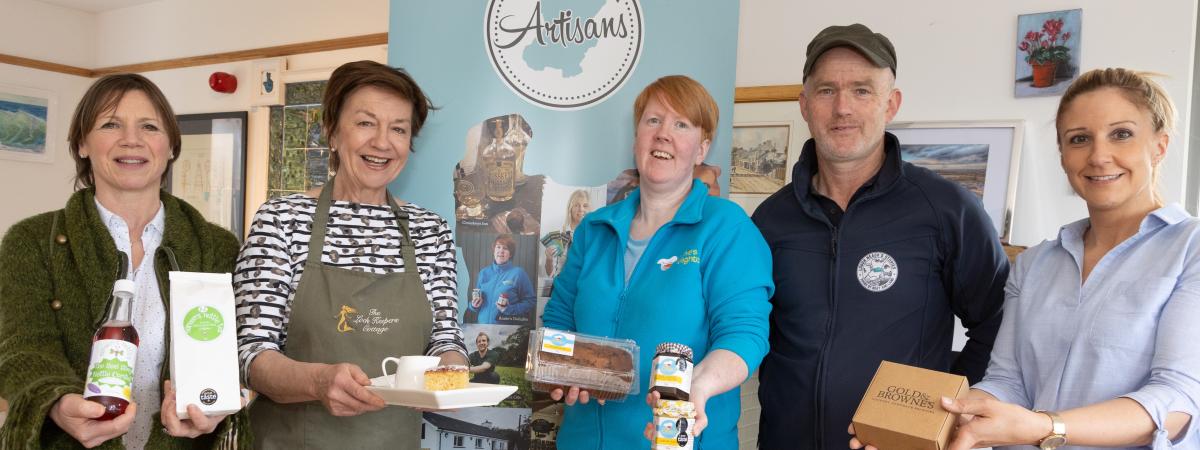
xmin=752 ymin=133 xmax=1008 ymax=449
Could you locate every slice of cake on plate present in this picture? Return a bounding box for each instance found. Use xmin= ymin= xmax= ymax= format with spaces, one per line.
xmin=424 ymin=365 xmax=468 ymax=390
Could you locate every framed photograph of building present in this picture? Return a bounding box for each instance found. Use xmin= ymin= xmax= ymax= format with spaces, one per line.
xmin=886 ymin=120 xmax=1024 ymax=241
xmin=167 ymin=112 xmax=248 ymax=237
xmin=731 ymin=123 xmax=790 ymax=194
xmin=0 ymin=83 xmax=57 ymax=164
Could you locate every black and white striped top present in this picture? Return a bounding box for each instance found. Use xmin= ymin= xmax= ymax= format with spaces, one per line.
xmin=234 ymin=194 xmax=467 ymax=382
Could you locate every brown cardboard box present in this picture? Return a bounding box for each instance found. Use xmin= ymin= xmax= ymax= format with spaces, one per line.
xmin=851 ymin=361 xmax=969 ymax=450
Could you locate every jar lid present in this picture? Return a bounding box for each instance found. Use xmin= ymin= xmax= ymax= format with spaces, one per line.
xmin=655 ymin=342 xmax=693 ymax=360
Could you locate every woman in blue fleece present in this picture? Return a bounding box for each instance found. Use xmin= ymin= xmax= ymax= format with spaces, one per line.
xmin=541 ymin=75 xmax=774 ymax=449
xmin=469 ymin=234 xmax=536 ymax=324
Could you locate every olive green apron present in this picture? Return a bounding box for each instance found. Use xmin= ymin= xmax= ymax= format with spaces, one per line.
xmin=250 ymin=178 xmax=431 ymax=449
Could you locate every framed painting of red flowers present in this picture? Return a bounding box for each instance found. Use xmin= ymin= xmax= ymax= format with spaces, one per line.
xmin=1015 ymin=9 xmax=1081 ymax=97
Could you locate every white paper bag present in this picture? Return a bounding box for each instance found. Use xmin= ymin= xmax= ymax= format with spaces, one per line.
xmin=169 ymin=271 xmax=241 ymax=419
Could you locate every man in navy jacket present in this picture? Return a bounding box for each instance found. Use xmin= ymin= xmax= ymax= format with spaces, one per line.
xmin=752 ymin=24 xmax=1008 ymax=449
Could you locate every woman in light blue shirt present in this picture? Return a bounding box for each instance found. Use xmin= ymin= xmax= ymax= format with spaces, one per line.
xmin=938 ymin=69 xmax=1200 ymax=449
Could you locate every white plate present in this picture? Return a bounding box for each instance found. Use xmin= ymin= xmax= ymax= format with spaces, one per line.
xmin=366 ymin=376 xmax=517 ymax=409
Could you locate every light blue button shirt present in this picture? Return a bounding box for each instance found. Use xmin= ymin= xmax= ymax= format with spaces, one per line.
xmin=974 ymin=204 xmax=1200 ymax=449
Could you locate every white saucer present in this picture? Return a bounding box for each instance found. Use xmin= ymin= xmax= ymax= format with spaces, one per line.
xmin=366 ymin=376 xmax=517 ymax=409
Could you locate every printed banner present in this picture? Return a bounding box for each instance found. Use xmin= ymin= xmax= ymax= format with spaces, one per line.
xmin=389 ymin=1 xmax=739 ymax=447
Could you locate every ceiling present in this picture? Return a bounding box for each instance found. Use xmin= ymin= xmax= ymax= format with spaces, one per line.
xmin=36 ymin=0 xmax=160 ymax=13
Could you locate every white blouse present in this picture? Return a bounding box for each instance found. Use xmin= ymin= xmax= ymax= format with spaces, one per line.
xmin=94 ymin=199 xmax=166 ymax=450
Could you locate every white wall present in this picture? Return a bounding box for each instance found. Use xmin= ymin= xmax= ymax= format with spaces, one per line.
xmin=93 ymin=0 xmax=388 ymax=68
xmin=139 ymin=45 xmax=388 ymax=233
xmin=737 ymin=0 xmax=1198 ymax=246
xmin=0 ymin=65 xmax=90 ymax=236
xmin=0 ymin=0 xmax=96 ymax=236
xmin=0 ymin=0 xmax=95 ymax=67
xmin=0 ymin=0 xmax=388 ymax=237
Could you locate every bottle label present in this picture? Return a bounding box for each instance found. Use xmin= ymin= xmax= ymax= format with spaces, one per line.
xmin=652 ymin=355 xmax=692 ymax=392
xmin=83 ymin=339 xmax=137 ymax=401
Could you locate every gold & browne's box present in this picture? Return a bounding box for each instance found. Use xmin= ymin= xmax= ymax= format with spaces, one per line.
xmin=851 ymin=361 xmax=968 ymax=450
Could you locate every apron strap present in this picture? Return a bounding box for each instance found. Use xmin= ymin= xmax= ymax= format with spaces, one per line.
xmin=308 ymin=176 xmax=418 ymax=272
xmin=307 ymin=178 xmax=337 ymax=267
xmin=385 ymin=191 xmax=418 ymax=273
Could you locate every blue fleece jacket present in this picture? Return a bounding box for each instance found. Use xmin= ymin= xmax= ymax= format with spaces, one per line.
xmin=542 ymin=179 xmax=774 ymax=450
xmin=472 ymin=261 xmax=536 ymax=324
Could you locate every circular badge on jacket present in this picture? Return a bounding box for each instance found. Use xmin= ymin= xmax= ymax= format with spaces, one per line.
xmin=857 ymin=252 xmax=898 ymax=292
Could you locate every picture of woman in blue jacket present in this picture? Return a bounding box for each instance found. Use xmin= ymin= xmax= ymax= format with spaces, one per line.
xmin=541 ymin=75 xmax=774 ymax=450
xmin=469 ymin=234 xmax=536 ymax=324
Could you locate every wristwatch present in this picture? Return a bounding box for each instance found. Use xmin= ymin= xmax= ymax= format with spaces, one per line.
xmin=1034 ymin=409 xmax=1067 ymax=449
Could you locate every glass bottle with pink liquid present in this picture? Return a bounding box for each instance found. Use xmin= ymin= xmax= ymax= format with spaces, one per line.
xmin=83 ymin=279 xmax=139 ymax=420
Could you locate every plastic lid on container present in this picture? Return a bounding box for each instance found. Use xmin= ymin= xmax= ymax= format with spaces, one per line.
xmin=112 ymin=279 xmax=136 ymax=296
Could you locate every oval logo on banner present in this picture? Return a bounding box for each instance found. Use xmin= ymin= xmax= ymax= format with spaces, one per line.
xmin=857 ymin=252 xmax=898 ymax=292
xmin=485 ymin=0 xmax=644 ymax=110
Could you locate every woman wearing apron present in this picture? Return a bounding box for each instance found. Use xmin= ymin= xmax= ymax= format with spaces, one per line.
xmin=233 ymin=61 xmax=468 ymax=449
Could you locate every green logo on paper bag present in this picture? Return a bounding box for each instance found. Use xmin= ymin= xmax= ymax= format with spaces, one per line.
xmin=184 ymin=306 xmax=224 ymax=341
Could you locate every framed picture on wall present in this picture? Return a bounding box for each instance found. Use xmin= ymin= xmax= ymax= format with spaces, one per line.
xmin=729 ymin=84 xmax=808 ymax=211
xmin=251 ymin=58 xmax=285 ymax=106
xmin=731 ymin=123 xmax=790 ymax=194
xmin=0 ymin=83 xmax=57 ymax=164
xmin=167 ymin=112 xmax=248 ymax=237
xmin=1014 ymin=8 xmax=1082 ymax=97
xmin=886 ymin=120 xmax=1024 ymax=241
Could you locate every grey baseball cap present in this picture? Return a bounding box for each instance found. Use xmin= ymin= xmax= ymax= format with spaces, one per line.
xmin=803 ymin=23 xmax=897 ymax=81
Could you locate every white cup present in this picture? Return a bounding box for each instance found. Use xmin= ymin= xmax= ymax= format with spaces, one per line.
xmin=381 ymin=355 xmax=440 ymax=389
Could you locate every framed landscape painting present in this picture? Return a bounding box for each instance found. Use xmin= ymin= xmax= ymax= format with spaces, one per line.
xmin=0 ymin=84 xmax=56 ymax=164
xmin=887 ymin=121 xmax=1024 ymax=241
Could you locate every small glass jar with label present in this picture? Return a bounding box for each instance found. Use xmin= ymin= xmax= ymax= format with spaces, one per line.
xmin=650 ymin=342 xmax=693 ymax=401
xmin=653 ymin=399 xmax=696 ymax=450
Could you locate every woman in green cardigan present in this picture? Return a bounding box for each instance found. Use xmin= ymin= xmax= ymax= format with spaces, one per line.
xmin=0 ymin=74 xmax=250 ymax=449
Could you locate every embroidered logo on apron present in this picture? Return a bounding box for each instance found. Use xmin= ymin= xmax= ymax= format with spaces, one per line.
xmin=336 ymin=305 xmax=357 ymax=333
xmin=857 ymin=252 xmax=899 ymax=292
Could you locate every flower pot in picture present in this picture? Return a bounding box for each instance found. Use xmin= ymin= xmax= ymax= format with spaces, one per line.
xmin=1018 ymin=16 xmax=1074 ymax=91
xmin=1030 ymin=61 xmax=1057 ymax=88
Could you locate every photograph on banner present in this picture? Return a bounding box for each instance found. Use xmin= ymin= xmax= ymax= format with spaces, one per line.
xmin=421 ymin=407 xmax=531 ymax=450
xmin=462 ymin=323 xmax=533 ymax=408
xmin=538 ymin=181 xmax=606 ymax=297
xmin=460 ymin=232 xmax=539 ymax=325
xmin=606 ymin=164 xmax=723 ymax=205
xmin=454 ymin=113 xmax=544 ymax=233
xmin=530 ymin=394 xmax=565 ymax=448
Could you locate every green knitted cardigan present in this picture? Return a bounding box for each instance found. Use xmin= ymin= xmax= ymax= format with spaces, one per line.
xmin=0 ymin=188 xmax=252 ymax=449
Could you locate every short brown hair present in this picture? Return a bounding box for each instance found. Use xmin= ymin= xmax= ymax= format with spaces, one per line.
xmin=67 ymin=74 xmax=181 ymax=190
xmin=632 ymin=75 xmax=719 ymax=142
xmin=322 ymin=60 xmax=434 ymax=172
xmin=1056 ymin=68 xmax=1176 ymax=205
xmin=493 ymin=234 xmax=517 ymax=254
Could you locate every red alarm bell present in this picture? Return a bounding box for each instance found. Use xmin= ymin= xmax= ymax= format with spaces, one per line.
xmin=209 ymin=72 xmax=237 ymax=93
